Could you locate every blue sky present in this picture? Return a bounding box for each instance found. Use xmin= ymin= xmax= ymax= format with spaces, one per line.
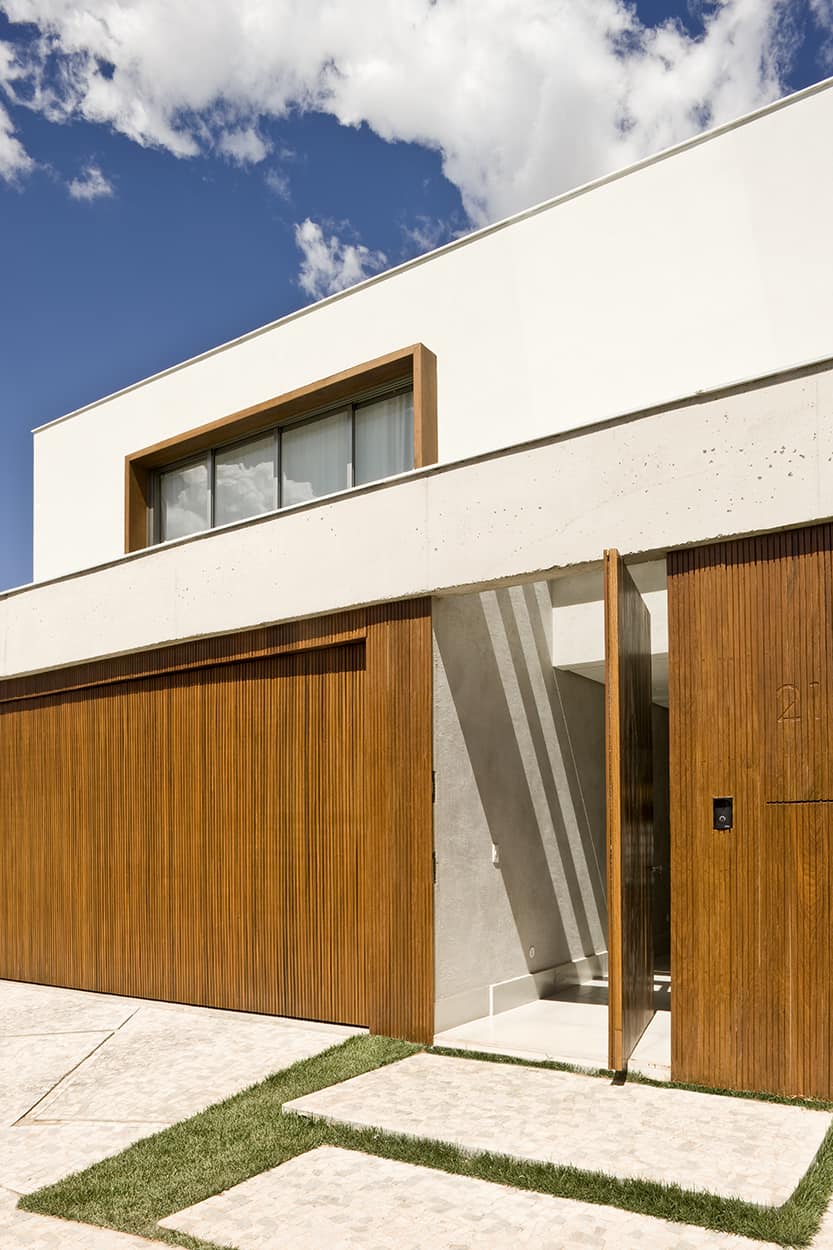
xmin=1 ymin=0 xmax=831 ymax=591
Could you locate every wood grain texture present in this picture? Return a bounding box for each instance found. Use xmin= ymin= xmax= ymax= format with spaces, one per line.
xmin=669 ymin=525 xmax=833 ymax=1097
xmin=0 ymin=613 xmax=366 ymax=705
xmin=0 ymin=601 xmax=434 ymax=1042
xmin=605 ymin=549 xmax=655 ymax=1072
xmin=124 ymin=344 xmax=438 ymax=553
xmin=412 ymin=343 xmax=438 ymax=468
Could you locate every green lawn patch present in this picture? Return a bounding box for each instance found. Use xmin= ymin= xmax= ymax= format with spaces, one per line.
xmin=19 ymin=1034 xmax=833 ymax=1249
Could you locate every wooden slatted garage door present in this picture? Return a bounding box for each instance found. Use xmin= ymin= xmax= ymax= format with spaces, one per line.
xmin=0 ymin=602 xmax=433 ymax=1042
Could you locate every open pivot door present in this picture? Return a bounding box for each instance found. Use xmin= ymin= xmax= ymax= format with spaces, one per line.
xmin=604 ymin=549 xmax=655 ymax=1072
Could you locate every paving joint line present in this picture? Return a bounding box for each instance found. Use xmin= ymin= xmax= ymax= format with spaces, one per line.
xmin=11 ymin=1009 xmax=142 ymax=1127
xmin=19 ymin=1125 xmax=170 ymax=1135
xmin=0 ymin=1028 xmax=131 ymax=1039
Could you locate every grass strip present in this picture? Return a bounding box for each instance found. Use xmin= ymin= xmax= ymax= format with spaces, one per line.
xmin=19 ymin=1036 xmax=417 ymax=1249
xmin=19 ymin=1033 xmax=833 ymax=1249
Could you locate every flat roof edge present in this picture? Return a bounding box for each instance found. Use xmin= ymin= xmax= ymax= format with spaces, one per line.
xmin=32 ymin=72 xmax=833 ymax=436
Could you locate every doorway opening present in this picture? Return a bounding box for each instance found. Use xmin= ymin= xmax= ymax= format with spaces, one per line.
xmin=431 ymin=561 xmax=671 ymax=1078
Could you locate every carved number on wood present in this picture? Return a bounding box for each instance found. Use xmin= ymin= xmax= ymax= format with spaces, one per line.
xmin=777 ymin=684 xmax=800 ymax=722
xmin=777 ymin=681 xmax=823 ymax=723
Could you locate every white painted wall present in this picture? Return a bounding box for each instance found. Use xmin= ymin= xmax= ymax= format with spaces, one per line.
xmin=4 ymin=361 xmax=833 ymax=680
xmin=553 ymin=562 xmax=669 ymax=704
xmin=31 ymin=80 xmax=833 ymax=582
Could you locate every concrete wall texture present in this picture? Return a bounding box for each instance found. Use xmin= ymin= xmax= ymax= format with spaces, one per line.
xmin=433 ymin=585 xmax=607 ymax=1027
xmin=30 ymin=79 xmax=833 ymax=582
xmin=3 ymin=362 xmax=833 ymax=682
xmin=433 ymin=585 xmax=672 ymax=1027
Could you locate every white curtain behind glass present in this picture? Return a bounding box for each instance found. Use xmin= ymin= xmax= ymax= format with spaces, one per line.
xmin=282 ymin=410 xmax=352 ymax=506
xmin=354 ymin=392 xmax=414 ymax=486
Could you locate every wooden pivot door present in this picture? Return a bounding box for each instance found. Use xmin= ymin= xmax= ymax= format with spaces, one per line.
xmin=669 ymin=526 xmax=833 ymax=1098
xmin=605 ymin=549 xmax=655 ymax=1072
xmin=0 ymin=602 xmax=434 ymax=1043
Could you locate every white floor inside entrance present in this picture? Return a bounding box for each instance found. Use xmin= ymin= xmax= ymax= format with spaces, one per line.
xmin=433 ymin=974 xmax=671 ymax=1080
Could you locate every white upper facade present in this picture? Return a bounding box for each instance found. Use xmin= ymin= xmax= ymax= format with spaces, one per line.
xmin=32 ymin=77 xmax=833 ymax=583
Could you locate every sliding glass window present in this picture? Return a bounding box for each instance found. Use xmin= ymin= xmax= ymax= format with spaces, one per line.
xmin=282 ymin=409 xmax=352 ymax=508
xmin=214 ymin=433 xmax=278 ymax=527
xmin=354 ymin=391 xmax=414 ymax=486
xmin=159 ymin=457 xmax=211 ymax=542
xmin=153 ymin=385 xmax=414 ymax=544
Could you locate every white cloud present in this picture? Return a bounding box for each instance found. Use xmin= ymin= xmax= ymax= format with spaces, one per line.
xmin=67 ymin=161 xmax=113 ymax=200
xmin=810 ymin=0 xmax=833 ymax=26
xmin=0 ymin=101 xmax=33 ymax=182
xmin=809 ymin=0 xmax=833 ymax=65
xmin=0 ymin=0 xmax=813 ymax=222
xmin=294 ymin=218 xmax=387 ymax=299
xmin=264 ymin=167 xmax=291 ymax=200
xmin=216 ymin=125 xmax=269 ymax=165
xmin=401 ymin=215 xmax=460 ymax=258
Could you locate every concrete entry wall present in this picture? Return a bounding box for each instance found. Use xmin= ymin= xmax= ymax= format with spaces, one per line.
xmin=432 ymin=583 xmax=608 ymax=1031
xmin=432 ymin=580 xmax=673 ymax=1033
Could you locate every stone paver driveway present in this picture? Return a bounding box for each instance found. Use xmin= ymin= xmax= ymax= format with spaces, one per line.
xmin=285 ymin=1050 xmax=831 ymax=1205
xmin=161 ymin=1145 xmax=783 ymax=1250
xmin=7 ymin=979 xmax=833 ymax=1250
xmin=0 ymin=978 xmax=361 ymax=1247
xmin=161 ymin=1146 xmax=833 ymax=1250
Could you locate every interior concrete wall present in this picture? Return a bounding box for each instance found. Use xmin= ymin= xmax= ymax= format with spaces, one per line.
xmin=433 ymin=584 xmax=608 ymax=1029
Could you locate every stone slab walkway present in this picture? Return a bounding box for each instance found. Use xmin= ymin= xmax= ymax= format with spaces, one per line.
xmin=285 ymin=1051 xmax=831 ymax=1205
xmin=0 ymin=978 xmax=362 ymax=1246
xmin=160 ymin=1145 xmax=781 ymax=1250
xmin=0 ymin=1185 xmax=170 ymax=1248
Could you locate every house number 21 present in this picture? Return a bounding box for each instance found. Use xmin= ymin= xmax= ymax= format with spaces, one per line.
xmin=776 ymin=681 xmax=822 ymax=722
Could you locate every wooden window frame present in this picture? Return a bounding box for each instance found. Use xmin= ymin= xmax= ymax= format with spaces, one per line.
xmin=125 ymin=343 xmax=438 ymax=553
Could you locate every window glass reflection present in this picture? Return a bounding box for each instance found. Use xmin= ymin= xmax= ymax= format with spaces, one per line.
xmin=215 ymin=434 xmax=277 ymax=527
xmin=160 ymin=459 xmax=210 ymax=541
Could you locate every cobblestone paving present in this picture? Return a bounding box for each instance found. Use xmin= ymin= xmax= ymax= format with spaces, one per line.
xmin=0 ymin=982 xmax=141 ymax=1037
xmin=0 ymin=1184 xmax=171 ymax=1248
xmin=28 ymin=1002 xmax=350 ymax=1125
xmin=7 ymin=981 xmax=833 ymax=1250
xmin=0 ymin=1120 xmax=172 ymax=1194
xmin=159 ymin=1145 xmax=783 ymax=1250
xmin=285 ymin=1051 xmax=831 ymax=1205
xmin=0 ymin=1029 xmax=111 ymax=1125
xmin=0 ymin=979 xmax=362 ymax=1246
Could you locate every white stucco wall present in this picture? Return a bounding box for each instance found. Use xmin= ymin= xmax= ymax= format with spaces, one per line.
xmin=553 ymin=562 xmax=669 ymax=703
xmin=30 ymin=78 xmax=833 ymax=582
xmin=3 ymin=361 xmax=833 ymax=680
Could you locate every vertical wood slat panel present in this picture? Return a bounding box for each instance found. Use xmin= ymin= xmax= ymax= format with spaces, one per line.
xmin=669 ymin=524 xmax=833 ymax=1098
xmin=0 ymin=602 xmax=433 ymax=1042
xmin=363 ymin=600 xmax=435 ymax=1043
xmin=605 ymin=550 xmax=655 ymax=1071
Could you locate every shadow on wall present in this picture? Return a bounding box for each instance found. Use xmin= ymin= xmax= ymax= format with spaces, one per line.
xmin=433 ymin=583 xmax=608 ymax=1008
